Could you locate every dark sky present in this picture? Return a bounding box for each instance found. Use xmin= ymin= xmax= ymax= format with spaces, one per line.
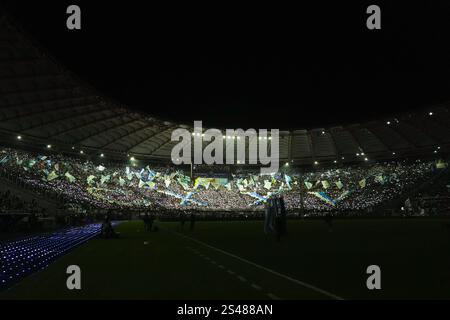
xmin=3 ymin=1 xmax=450 ymax=129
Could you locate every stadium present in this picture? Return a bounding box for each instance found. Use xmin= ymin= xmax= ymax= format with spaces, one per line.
xmin=1 ymin=3 xmax=450 ymax=302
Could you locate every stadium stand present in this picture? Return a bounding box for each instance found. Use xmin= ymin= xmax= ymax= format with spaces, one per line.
xmin=0 ymin=13 xmax=449 ymax=222
xmin=0 ymin=147 xmax=448 ymax=216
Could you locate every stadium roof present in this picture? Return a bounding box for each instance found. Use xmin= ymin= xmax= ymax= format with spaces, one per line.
xmin=0 ymin=15 xmax=449 ymax=165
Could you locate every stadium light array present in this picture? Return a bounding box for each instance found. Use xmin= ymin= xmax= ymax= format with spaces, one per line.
xmin=386 ymin=121 xmax=391 ymax=125
xmin=392 ymin=152 xmax=396 ymax=155
xmin=47 ymin=144 xmax=52 ymax=149
xmin=130 ymin=156 xmax=135 ymax=161
xmin=429 ymin=112 xmax=433 ymax=116
xmin=71 ymin=146 xmax=75 ymax=150
xmin=314 ymin=161 xmax=318 ymax=165
xmin=364 ymin=157 xmax=369 ymax=161
xmin=80 ymin=150 xmax=84 ymax=154
xmin=0 ymin=224 xmax=103 ymax=290
xmin=285 ymin=162 xmax=289 ymax=167
xmin=100 ymin=153 xmax=104 ymax=158
xmin=334 ymin=160 xmax=337 ymax=163
xmin=17 ymin=135 xmax=21 ymax=140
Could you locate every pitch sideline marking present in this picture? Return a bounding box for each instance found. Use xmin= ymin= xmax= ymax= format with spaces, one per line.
xmin=251 ymin=283 xmax=262 ymax=290
xmin=267 ymin=293 xmax=281 ymax=300
xmin=186 ymin=246 xmax=278 ymax=300
xmin=176 ymin=231 xmax=344 ymax=300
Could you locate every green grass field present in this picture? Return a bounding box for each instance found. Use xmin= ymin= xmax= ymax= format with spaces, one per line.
xmin=1 ymin=218 xmax=450 ymax=300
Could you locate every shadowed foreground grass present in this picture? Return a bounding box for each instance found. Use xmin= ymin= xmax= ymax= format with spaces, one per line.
xmin=1 ymin=218 xmax=450 ymax=299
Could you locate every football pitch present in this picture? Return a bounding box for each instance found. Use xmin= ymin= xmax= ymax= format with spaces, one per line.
xmin=1 ymin=218 xmax=450 ymax=300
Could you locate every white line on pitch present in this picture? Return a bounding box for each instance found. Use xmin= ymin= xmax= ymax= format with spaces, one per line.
xmin=251 ymin=283 xmax=262 ymax=290
xmin=267 ymin=293 xmax=281 ymax=300
xmin=175 ymin=231 xmax=343 ymax=300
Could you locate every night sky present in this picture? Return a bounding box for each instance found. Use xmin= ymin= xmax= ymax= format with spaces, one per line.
xmin=3 ymin=1 xmax=450 ymax=129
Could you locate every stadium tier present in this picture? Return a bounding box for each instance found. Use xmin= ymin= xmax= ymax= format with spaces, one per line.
xmin=0 ymin=147 xmax=448 ymax=215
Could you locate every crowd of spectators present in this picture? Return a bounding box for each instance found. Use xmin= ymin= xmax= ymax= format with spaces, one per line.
xmin=0 ymin=147 xmax=446 ymax=216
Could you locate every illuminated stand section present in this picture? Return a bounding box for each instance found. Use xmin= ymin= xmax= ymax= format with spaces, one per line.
xmin=0 ymin=223 xmax=104 ymax=289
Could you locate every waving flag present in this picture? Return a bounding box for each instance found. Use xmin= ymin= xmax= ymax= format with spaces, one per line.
xmin=28 ymin=159 xmax=36 ymax=168
xmin=248 ymin=176 xmax=255 ymax=187
xmin=284 ymin=174 xmax=292 ymax=189
xmin=335 ymin=190 xmax=350 ymax=202
xmin=309 ymin=191 xmax=336 ymax=206
xmin=177 ymin=177 xmax=190 ymax=190
xmin=146 ymin=181 xmax=156 ymax=189
xmin=321 ymin=180 xmax=330 ymax=189
xmin=164 ymin=176 xmax=171 ymax=188
xmin=100 ymin=175 xmax=111 ymax=185
xmin=47 ymin=171 xmax=59 ymax=181
xmin=194 ymin=177 xmax=202 ymax=189
xmin=304 ymin=181 xmax=313 ymax=189
xmin=246 ymin=191 xmax=269 ymax=206
xmin=374 ymin=175 xmax=385 ymax=184
xmin=146 ymin=166 xmax=156 ymax=178
xmin=65 ymin=172 xmax=76 ymax=183
xmin=0 ymin=155 xmax=9 ymax=165
xmin=180 ymin=192 xmax=194 ymax=206
xmin=359 ymin=178 xmax=366 ymax=188
xmin=158 ymin=190 xmax=206 ymax=206
xmin=87 ymin=175 xmax=96 ymax=185
xmin=436 ymin=160 xmax=448 ymax=169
